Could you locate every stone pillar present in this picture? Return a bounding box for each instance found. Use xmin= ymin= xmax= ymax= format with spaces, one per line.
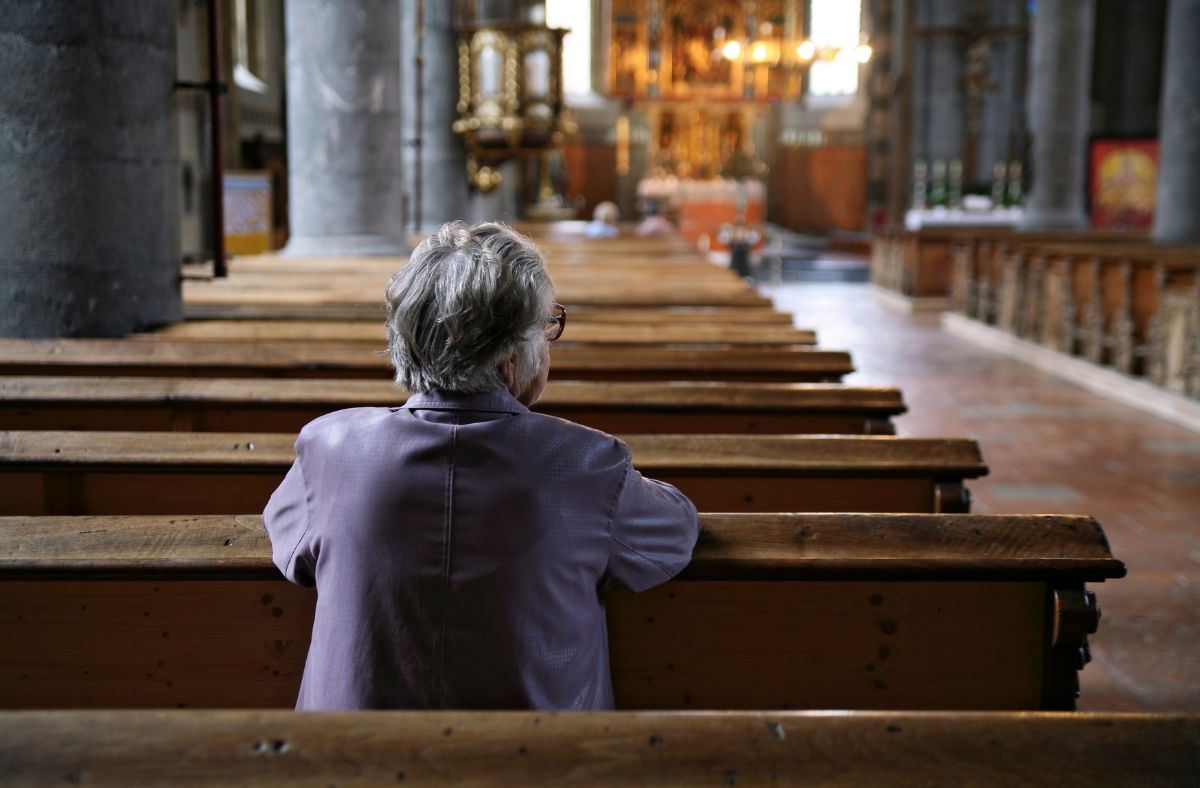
xmin=1018 ymin=0 xmax=1095 ymax=230
xmin=283 ymin=0 xmax=407 ymax=256
xmin=0 ymin=4 xmax=181 ymax=337
xmin=401 ymin=0 xmax=470 ymax=231
xmin=1152 ymin=0 xmax=1200 ymax=243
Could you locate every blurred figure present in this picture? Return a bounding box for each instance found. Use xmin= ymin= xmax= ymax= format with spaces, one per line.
xmin=586 ymin=201 xmax=620 ymax=238
xmin=636 ymin=207 xmax=677 ymax=237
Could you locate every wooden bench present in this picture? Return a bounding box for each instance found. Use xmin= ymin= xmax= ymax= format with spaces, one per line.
xmin=139 ymin=319 xmax=819 ymax=347
xmin=221 ymin=255 xmax=746 ymax=279
xmin=2 ymin=710 xmax=1192 ymax=785
xmin=0 ymin=512 xmax=1121 ymax=710
xmin=0 ymin=431 xmax=986 ymax=515
xmin=184 ymin=302 xmax=799 ymax=324
xmin=0 ymin=377 xmax=907 ymax=435
xmin=1 ymin=710 xmax=1192 ymax=785
xmin=0 ymin=339 xmax=855 ymax=383
xmin=183 ymin=273 xmax=772 ymax=309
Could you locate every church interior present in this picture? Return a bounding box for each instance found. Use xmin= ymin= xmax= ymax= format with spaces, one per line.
xmin=0 ymin=0 xmax=1198 ymax=781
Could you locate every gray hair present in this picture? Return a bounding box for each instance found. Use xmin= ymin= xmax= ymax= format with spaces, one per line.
xmin=385 ymin=221 xmax=554 ymax=393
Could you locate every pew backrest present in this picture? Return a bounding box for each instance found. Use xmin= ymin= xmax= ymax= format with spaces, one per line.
xmin=0 ymin=431 xmax=987 ymax=515
xmin=0 ymin=513 xmax=1122 ymax=711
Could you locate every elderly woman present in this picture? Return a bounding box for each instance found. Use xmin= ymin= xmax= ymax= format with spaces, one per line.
xmin=264 ymin=221 xmax=699 ymax=710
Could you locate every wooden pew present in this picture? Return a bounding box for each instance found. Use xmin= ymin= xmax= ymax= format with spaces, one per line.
xmin=185 ymin=303 xmax=798 ymax=324
xmin=0 ymin=339 xmax=855 ymax=383
xmin=0 ymin=512 xmax=1121 ymax=710
xmin=183 ymin=273 xmax=772 ymax=309
xmin=222 ymin=254 xmax=740 ymax=277
xmin=0 ymin=431 xmax=986 ymax=515
xmin=139 ymin=319 xmax=819 ymax=347
xmin=0 ymin=377 xmax=907 ymax=435
xmin=1 ymin=710 xmax=1192 ymax=785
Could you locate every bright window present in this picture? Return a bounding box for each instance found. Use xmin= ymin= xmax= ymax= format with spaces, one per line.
xmin=808 ymin=0 xmax=861 ymax=97
xmin=546 ymin=0 xmax=592 ymax=96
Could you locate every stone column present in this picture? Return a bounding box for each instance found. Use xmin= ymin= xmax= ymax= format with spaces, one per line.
xmin=0 ymin=4 xmax=181 ymax=337
xmin=283 ymin=0 xmax=407 ymax=256
xmin=1018 ymin=0 xmax=1095 ymax=230
xmin=401 ymin=0 xmax=470 ymax=232
xmin=1153 ymin=0 xmax=1200 ymax=242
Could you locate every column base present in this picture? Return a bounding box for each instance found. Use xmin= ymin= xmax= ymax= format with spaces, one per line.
xmin=281 ymin=234 xmax=411 ymax=258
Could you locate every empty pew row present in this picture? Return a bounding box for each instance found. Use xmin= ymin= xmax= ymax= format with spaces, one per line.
xmin=951 ymin=237 xmax=1200 ymax=395
xmin=183 ymin=274 xmax=771 ymax=309
xmin=0 ymin=513 xmax=1122 ymax=710
xmin=0 ymin=339 xmax=854 ymax=383
xmin=0 ymin=378 xmax=906 ymax=435
xmin=140 ymin=320 xmax=819 ymax=347
xmin=0 ymin=431 xmax=986 ymax=515
xmin=185 ymin=302 xmax=799 ymax=324
xmin=219 ymin=254 xmax=745 ymax=277
xmin=1 ymin=710 xmax=1193 ymax=786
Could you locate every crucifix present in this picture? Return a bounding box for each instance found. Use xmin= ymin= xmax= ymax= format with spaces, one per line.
xmin=915 ymin=3 xmax=1027 ymax=184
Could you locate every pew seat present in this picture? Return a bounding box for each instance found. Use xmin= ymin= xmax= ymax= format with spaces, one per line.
xmin=183 ymin=274 xmax=772 ymax=309
xmin=0 ymin=339 xmax=854 ymax=383
xmin=0 ymin=513 xmax=1122 ymax=710
xmin=139 ymin=319 xmax=819 ymax=347
xmin=184 ymin=303 xmax=799 ymax=324
xmin=0 ymin=377 xmax=906 ymax=435
xmin=0 ymin=431 xmax=986 ymax=515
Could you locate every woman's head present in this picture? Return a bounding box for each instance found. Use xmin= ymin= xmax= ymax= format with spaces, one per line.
xmin=593 ymin=201 xmax=619 ymax=225
xmin=386 ymin=221 xmax=554 ymax=401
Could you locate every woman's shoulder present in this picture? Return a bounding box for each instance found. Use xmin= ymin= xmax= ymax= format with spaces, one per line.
xmin=522 ymin=411 xmax=631 ymax=462
xmin=296 ymin=407 xmax=396 ymax=446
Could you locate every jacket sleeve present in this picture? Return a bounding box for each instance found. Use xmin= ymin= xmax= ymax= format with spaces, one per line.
xmin=605 ymin=444 xmax=700 ymax=593
xmin=262 ymin=453 xmax=318 ymax=587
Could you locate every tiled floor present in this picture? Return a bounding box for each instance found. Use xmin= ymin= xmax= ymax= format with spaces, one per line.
xmin=761 ymin=281 xmax=1200 ymax=711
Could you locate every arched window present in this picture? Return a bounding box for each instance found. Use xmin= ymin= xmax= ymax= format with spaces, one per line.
xmin=808 ymin=0 xmax=862 ymax=97
xmin=546 ymin=0 xmax=593 ymax=96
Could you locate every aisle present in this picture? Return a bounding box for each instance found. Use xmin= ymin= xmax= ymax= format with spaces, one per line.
xmin=761 ymin=281 xmax=1200 ymax=711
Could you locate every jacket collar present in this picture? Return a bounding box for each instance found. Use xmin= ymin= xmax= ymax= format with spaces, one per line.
xmin=403 ymin=388 xmax=528 ymax=415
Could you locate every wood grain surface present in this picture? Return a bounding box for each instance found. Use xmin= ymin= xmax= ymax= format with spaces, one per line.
xmin=0 ymin=431 xmax=986 ymax=473
xmin=0 ymin=513 xmax=1123 ymax=581
xmin=2 ymin=709 xmax=1193 ymax=787
xmin=184 ymin=303 xmax=798 ymax=323
xmin=141 ymin=320 xmax=819 ymax=346
xmin=0 ymin=377 xmax=905 ymax=435
xmin=0 ymin=340 xmax=854 ymax=382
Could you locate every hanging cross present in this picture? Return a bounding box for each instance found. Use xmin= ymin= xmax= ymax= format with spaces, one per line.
xmin=916 ymin=3 xmax=1027 ymax=182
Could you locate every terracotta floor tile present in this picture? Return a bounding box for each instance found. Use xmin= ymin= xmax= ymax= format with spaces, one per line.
xmin=762 ymin=281 xmax=1200 ymax=711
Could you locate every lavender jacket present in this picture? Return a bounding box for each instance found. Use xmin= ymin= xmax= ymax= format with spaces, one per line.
xmin=263 ymin=388 xmax=700 ymax=710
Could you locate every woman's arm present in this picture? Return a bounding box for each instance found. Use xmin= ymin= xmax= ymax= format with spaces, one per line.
xmin=263 ymin=455 xmax=318 ymax=586
xmin=605 ymin=447 xmax=700 ymax=593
